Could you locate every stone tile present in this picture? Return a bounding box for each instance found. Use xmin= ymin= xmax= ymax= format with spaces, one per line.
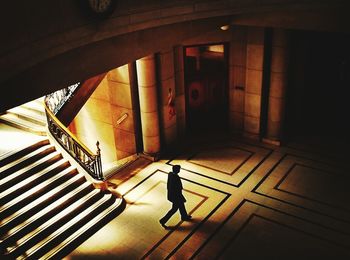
xmin=136 ymin=56 xmax=156 ymax=87
xmin=138 ymin=85 xmax=158 ymax=113
xmin=244 ymin=93 xmax=261 ymax=118
xmin=78 ymin=98 xmax=112 ymax=124
xmin=266 ymin=120 xmax=282 ymax=138
xmin=140 ymin=111 xmax=160 ymax=137
xmin=230 ymin=65 xmax=246 ymax=89
xmin=91 ymin=77 xmax=110 ymax=102
xmin=143 ymin=135 xmax=160 ymax=154
xmin=244 ymin=114 xmax=260 ymax=135
xmin=246 ymin=69 xmax=262 ymax=94
xmin=107 ymin=64 xmax=130 ymax=84
xmin=109 ymin=81 xmax=132 ymax=109
xmin=270 ymin=71 xmax=287 ymax=98
xmin=268 ymin=96 xmax=284 ymax=122
xmin=114 ymin=128 xmax=136 ymax=154
xmin=189 ymin=147 xmax=252 ymax=174
xmin=230 ymin=42 xmax=247 ymax=67
xmin=246 ymin=44 xmax=264 ymax=70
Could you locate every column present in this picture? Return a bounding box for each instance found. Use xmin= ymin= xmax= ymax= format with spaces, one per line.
xmin=264 ymin=29 xmax=289 ymax=145
xmin=158 ymin=49 xmax=178 ymax=147
xmin=136 ymin=55 xmax=161 ymax=156
xmin=229 ymin=25 xmax=247 ymax=134
xmin=174 ymin=45 xmax=186 ymax=137
xmin=244 ymin=27 xmax=265 ymax=140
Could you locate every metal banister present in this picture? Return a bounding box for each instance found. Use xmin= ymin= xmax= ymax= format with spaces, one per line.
xmin=44 ymin=92 xmax=103 ymax=180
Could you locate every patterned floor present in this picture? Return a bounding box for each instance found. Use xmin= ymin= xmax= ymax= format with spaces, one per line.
xmin=66 ymin=135 xmax=350 ymax=259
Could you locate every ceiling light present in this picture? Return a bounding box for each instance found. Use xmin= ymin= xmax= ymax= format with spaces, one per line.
xmin=220 ymin=25 xmax=229 ymax=31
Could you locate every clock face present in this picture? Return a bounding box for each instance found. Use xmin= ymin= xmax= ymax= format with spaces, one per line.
xmin=81 ymin=0 xmax=117 ymax=19
xmin=88 ymin=0 xmax=113 ymax=14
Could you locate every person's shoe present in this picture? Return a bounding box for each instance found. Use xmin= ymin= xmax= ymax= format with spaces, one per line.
xmin=159 ymin=219 xmax=167 ymax=228
xmin=181 ymin=215 xmax=192 ymax=221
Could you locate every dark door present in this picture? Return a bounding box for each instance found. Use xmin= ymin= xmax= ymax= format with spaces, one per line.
xmin=184 ymin=44 xmax=229 ymax=134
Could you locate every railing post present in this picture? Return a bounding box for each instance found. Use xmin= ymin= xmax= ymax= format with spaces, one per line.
xmin=96 ymin=141 xmax=103 ymax=180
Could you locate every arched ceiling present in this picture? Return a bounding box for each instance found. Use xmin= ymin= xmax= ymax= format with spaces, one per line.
xmin=0 ymin=0 xmax=349 ymax=112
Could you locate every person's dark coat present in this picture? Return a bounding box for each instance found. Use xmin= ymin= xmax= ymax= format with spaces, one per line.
xmin=167 ymin=172 xmax=186 ymax=203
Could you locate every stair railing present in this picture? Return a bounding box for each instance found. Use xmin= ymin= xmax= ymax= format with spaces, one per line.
xmin=44 ymin=89 xmax=103 ymax=180
xmin=45 ymin=83 xmax=80 ymax=115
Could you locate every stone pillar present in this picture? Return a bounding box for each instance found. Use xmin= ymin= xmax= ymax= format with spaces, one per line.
xmin=244 ymin=27 xmax=265 ymax=140
xmin=174 ymin=45 xmax=186 ymax=137
xmin=136 ymin=55 xmax=161 ymax=156
xmin=229 ymin=26 xmax=247 ymax=134
xmin=158 ymin=49 xmax=177 ymax=148
xmin=264 ymin=29 xmax=289 ymax=145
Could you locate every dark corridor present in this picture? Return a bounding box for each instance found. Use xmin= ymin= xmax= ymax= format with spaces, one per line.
xmin=286 ymin=30 xmax=350 ymax=145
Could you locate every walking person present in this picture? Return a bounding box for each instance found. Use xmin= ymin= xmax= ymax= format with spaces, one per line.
xmin=159 ymin=165 xmax=192 ymax=228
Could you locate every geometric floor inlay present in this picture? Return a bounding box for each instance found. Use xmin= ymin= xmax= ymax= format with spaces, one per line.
xmin=67 ymin=137 xmax=350 ymax=259
xmin=188 ymin=147 xmax=252 ymax=175
xmin=169 ymin=142 xmax=272 ymax=187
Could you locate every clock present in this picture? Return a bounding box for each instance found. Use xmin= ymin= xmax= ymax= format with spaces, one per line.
xmin=82 ymin=0 xmax=117 ymax=19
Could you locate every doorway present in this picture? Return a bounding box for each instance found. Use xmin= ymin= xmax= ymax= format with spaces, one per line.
xmin=184 ymin=43 xmax=229 ymax=134
xmin=285 ymin=30 xmax=350 ymax=148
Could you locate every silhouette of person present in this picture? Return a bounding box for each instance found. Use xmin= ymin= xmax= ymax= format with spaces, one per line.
xmin=159 ymin=165 xmax=191 ymax=228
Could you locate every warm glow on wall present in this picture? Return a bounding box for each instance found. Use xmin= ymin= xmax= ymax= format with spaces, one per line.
xmin=208 ymin=45 xmax=224 ymax=53
xmin=109 ymin=64 xmax=129 ymax=83
xmin=136 ymin=55 xmax=156 ymax=87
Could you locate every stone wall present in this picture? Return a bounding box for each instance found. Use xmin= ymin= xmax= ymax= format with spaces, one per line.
xmin=68 ymin=65 xmax=137 ymax=165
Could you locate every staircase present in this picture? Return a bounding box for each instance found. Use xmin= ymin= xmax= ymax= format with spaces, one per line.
xmin=0 ymin=98 xmax=47 ymax=136
xmin=0 ymin=139 xmax=124 ymax=259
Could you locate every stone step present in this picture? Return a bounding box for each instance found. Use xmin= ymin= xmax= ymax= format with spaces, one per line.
xmin=0 ymin=178 xmax=92 ymax=252
xmin=4 ymin=189 xmax=102 ymax=258
xmin=0 ymin=139 xmax=49 ymax=168
xmin=41 ymin=197 xmax=124 ymax=260
xmin=0 ymin=150 xmax=62 ymax=193
xmin=18 ymin=194 xmax=119 ymax=260
xmin=0 ymin=113 xmax=46 ymax=136
xmin=7 ymin=106 xmax=46 ymax=126
xmin=0 ymin=137 xmax=124 ymax=259
xmin=21 ymin=98 xmax=46 ymax=117
xmin=0 ymin=144 xmax=56 ymax=180
xmin=0 ymin=168 xmax=84 ymax=236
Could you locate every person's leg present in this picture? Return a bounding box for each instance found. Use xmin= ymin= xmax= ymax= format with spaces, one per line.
xmin=160 ymin=203 xmax=178 ymax=224
xmin=178 ymin=202 xmax=191 ymax=220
